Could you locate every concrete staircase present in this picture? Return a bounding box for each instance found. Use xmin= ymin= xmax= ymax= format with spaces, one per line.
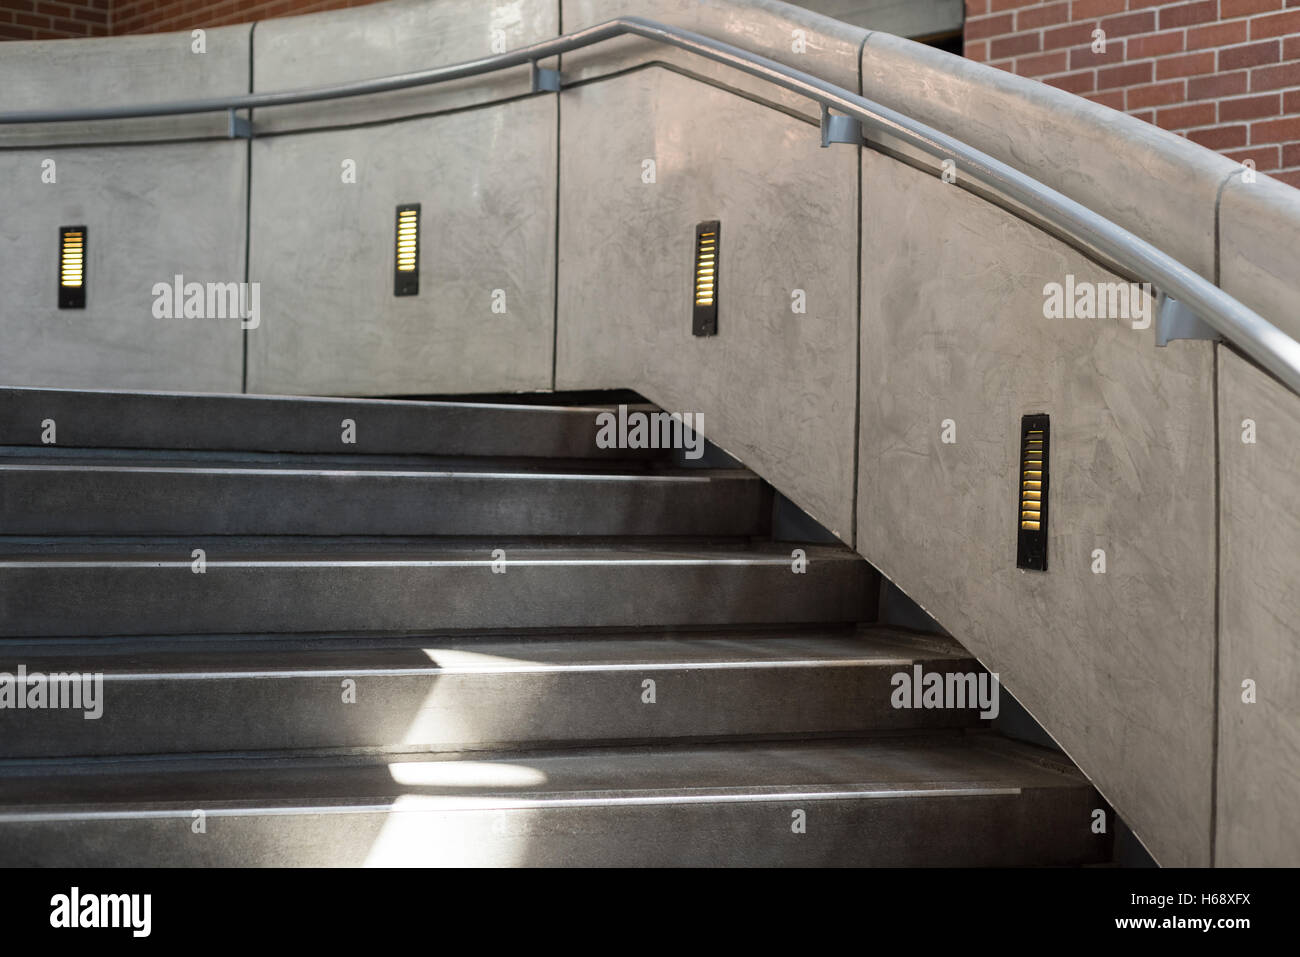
xmin=0 ymin=387 xmax=1109 ymax=866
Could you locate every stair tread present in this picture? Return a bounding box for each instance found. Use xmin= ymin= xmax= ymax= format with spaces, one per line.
xmin=0 ymin=628 xmax=974 ymax=675
xmin=0 ymin=737 xmax=1086 ymax=815
xmin=0 ymin=542 xmax=859 ymax=563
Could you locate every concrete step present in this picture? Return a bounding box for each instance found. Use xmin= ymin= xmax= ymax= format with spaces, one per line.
xmin=0 ymin=462 xmax=770 ymax=537
xmin=0 ymin=542 xmax=877 ymax=638
xmin=0 ymin=388 xmax=672 ymax=460
xmin=0 ymin=736 xmax=1109 ymax=866
xmin=0 ymin=627 xmax=981 ymax=757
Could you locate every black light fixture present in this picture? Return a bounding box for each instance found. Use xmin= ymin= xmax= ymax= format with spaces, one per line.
xmin=692 ymin=220 xmax=719 ymax=336
xmin=1017 ymin=413 xmax=1049 ymax=571
xmin=394 ymin=204 xmax=420 ymax=296
xmin=58 ymin=226 xmax=86 ymax=309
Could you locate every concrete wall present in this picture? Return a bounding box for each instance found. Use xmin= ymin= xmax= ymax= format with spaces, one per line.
xmin=856 ymin=149 xmax=1218 ymax=866
xmin=554 ymin=67 xmax=860 ymax=541
xmin=1214 ymin=171 xmax=1300 ymax=867
xmin=247 ymin=97 xmax=557 ymax=396
xmin=3 ymin=0 xmax=1299 ymax=866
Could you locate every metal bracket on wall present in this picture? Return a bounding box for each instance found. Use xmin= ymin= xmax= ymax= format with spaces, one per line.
xmin=1156 ymin=292 xmax=1220 ymax=347
xmin=820 ymin=105 xmax=862 ymax=148
xmin=531 ymin=61 xmax=562 ymax=93
xmin=227 ymin=109 xmax=252 ymax=139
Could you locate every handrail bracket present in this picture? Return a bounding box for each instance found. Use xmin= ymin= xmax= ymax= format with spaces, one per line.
xmin=820 ymin=104 xmax=861 ymax=148
xmin=531 ymin=61 xmax=562 ymax=94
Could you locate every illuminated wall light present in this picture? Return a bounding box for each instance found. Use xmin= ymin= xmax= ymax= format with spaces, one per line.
xmin=1016 ymin=413 xmax=1050 ymax=571
xmin=394 ymin=204 xmax=420 ymax=297
xmin=692 ymin=220 xmax=720 ymax=337
xmin=58 ymin=226 xmax=87 ymax=309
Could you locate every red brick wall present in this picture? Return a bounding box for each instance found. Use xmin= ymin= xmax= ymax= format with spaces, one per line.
xmin=965 ymin=0 xmax=1300 ymax=188
xmin=0 ymin=0 xmax=382 ymax=41
xmin=0 ymin=1 xmax=111 ymax=40
xmin=113 ymin=0 xmax=380 ymax=35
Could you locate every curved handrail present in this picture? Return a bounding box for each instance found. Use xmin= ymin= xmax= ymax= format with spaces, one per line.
xmin=4 ymin=15 xmax=1299 ymax=396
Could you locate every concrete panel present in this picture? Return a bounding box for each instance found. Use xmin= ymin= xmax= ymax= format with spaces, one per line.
xmin=1218 ymin=173 xmax=1300 ymax=344
xmin=0 ymin=142 xmax=247 ymax=392
xmin=555 ymin=68 xmax=859 ymax=542
xmin=561 ymin=0 xmax=867 ymax=124
xmin=856 ymin=150 xmax=1218 ymax=866
xmin=794 ymin=0 xmax=963 ymax=38
xmin=0 ymin=27 xmax=250 ymax=146
xmin=860 ymin=32 xmax=1235 ymax=280
xmin=247 ymin=96 xmax=556 ymax=396
xmin=253 ymin=0 xmax=559 ymax=133
xmin=1216 ymin=347 xmax=1300 ymax=867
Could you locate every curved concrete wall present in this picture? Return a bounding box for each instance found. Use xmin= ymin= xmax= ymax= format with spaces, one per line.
xmin=3 ymin=0 xmax=1299 ymax=866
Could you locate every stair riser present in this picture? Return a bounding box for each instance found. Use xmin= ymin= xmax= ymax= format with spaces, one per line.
xmin=0 ymin=789 xmax=1108 ymax=866
xmin=0 ymin=469 xmax=769 ymax=537
xmin=0 ymin=662 xmax=982 ymax=757
xmin=0 ymin=561 xmax=878 ymax=637
xmin=0 ymin=390 xmax=663 ymax=460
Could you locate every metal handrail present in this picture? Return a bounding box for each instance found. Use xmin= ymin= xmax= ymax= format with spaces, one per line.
xmin=5 ymin=15 xmax=1299 ymax=396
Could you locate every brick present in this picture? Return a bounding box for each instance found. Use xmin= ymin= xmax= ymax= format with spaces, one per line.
xmin=1159 ymin=1 xmax=1219 ymax=29
xmin=1252 ymin=116 xmax=1300 ymax=142
xmin=1087 ymin=90 xmax=1127 ymax=109
xmin=1285 ymin=35 xmax=1300 ymax=59
xmin=1157 ymin=102 xmax=1218 ymax=128
xmin=1282 ymin=142 xmax=1300 ymax=166
xmin=1098 ymin=61 xmax=1154 ymax=89
xmin=1251 ymin=9 xmax=1300 ymax=37
xmin=990 ymin=59 xmax=1016 ymax=71
xmin=1223 ymin=0 xmax=1285 ymax=13
xmin=1130 ymin=110 xmax=1156 ymax=123
xmin=967 ymin=13 xmax=1015 ymax=39
xmin=966 ymin=0 xmax=989 ymax=16
xmin=1188 ymin=124 xmax=1249 ymax=147
xmin=1157 ymin=51 xmax=1216 ymax=79
xmin=1070 ymin=39 xmax=1125 ymax=68
xmin=1220 ymin=93 xmax=1282 ymax=120
xmin=1017 ymin=2 xmax=1070 ymax=30
xmin=1128 ymin=31 xmax=1187 ymax=59
xmin=1043 ymin=69 xmax=1096 ymax=93
xmin=1100 ymin=11 xmax=1156 ymax=38
xmin=1043 ymin=21 xmax=1097 ymax=50
xmin=990 ymin=32 xmax=1041 ymax=58
xmin=965 ymin=40 xmax=988 ymax=61
xmin=1219 ymin=40 xmax=1281 ymax=70
xmin=14 ymin=11 xmax=50 ymax=27
xmin=1252 ymin=61 xmax=1300 ymax=90
xmin=1271 ymin=170 xmax=1300 ymax=188
xmin=1188 ymin=70 xmax=1250 ymax=99
xmin=1017 ymin=50 xmax=1069 ymax=75
xmin=1284 ymin=89 xmax=1300 ymax=112
xmin=1226 ymin=146 xmax=1281 ymax=170
xmin=1187 ymin=21 xmax=1251 ymax=48
xmin=1128 ymin=79 xmax=1186 ymax=108
xmin=989 ymin=0 xmax=1042 ymax=8
xmin=1072 ymin=0 xmax=1126 ymax=16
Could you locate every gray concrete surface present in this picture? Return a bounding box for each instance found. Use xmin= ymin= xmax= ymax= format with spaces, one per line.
xmin=0 ymin=142 xmax=247 ymax=392
xmin=246 ymin=96 xmax=557 ymax=396
xmin=856 ymin=149 xmax=1218 ymax=867
xmin=554 ymin=68 xmax=860 ymax=543
xmin=0 ymin=737 xmax=1105 ymax=867
xmin=0 ymin=26 xmax=249 ymax=145
xmin=252 ymin=0 xmax=558 ymax=132
xmin=0 ymin=628 xmax=980 ymax=757
xmin=1215 ymin=348 xmax=1300 ymax=867
xmin=561 ymin=0 xmax=866 ymax=125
